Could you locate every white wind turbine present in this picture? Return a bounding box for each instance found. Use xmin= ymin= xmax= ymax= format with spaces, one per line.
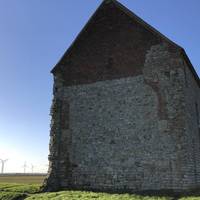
xmin=31 ymin=164 xmax=34 ymax=173
xmin=0 ymin=159 xmax=8 ymax=174
xmin=22 ymin=161 xmax=28 ymax=174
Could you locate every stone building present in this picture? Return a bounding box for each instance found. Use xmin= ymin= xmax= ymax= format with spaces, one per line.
xmin=44 ymin=0 xmax=200 ymax=194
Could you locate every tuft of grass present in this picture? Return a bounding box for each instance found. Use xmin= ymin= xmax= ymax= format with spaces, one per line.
xmin=0 ymin=191 xmax=26 ymax=200
xmin=0 ymin=183 xmax=41 ymax=200
xmin=0 ymin=183 xmax=41 ymax=193
xmin=180 ymin=198 xmax=200 ymax=200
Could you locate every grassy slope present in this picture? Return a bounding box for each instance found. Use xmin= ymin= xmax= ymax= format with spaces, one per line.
xmin=0 ymin=183 xmax=41 ymax=200
xmin=0 ymin=175 xmax=44 ymax=199
xmin=0 ymin=183 xmax=200 ymax=200
xmin=0 ymin=183 xmax=173 ymax=200
xmin=0 ymin=191 xmax=26 ymax=200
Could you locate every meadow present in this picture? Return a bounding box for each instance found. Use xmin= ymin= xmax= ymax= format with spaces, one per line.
xmin=0 ymin=174 xmax=45 ymax=184
xmin=0 ymin=175 xmax=199 ymax=200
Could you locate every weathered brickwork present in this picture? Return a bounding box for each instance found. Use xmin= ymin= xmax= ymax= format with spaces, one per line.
xmin=43 ymin=0 xmax=200 ymax=194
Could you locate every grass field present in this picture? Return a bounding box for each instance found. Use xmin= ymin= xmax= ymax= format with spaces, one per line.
xmin=0 ymin=176 xmax=200 ymax=200
xmin=0 ymin=174 xmax=46 ymax=184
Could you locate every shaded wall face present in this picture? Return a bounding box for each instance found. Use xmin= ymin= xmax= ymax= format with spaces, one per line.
xmin=46 ymin=44 xmax=198 ymax=192
xmin=44 ymin=1 xmax=200 ymax=193
xmin=63 ymin=76 xmax=173 ymax=191
xmin=47 ymin=3 xmax=189 ymax=190
xmin=56 ymin=44 xmax=188 ymax=191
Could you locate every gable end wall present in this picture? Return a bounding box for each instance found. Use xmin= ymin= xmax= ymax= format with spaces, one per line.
xmin=43 ymin=44 xmax=200 ymax=193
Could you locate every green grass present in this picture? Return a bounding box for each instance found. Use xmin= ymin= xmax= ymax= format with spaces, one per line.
xmin=0 ymin=191 xmax=26 ymax=200
xmin=0 ymin=183 xmax=41 ymax=200
xmin=1 ymin=183 xmax=200 ymax=200
xmin=0 ymin=183 xmax=172 ymax=200
xmin=0 ymin=183 xmax=41 ymax=193
xmin=26 ymin=191 xmax=172 ymax=200
xmin=0 ymin=183 xmax=173 ymax=200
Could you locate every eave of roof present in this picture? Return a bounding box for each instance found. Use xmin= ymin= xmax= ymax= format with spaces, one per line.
xmin=180 ymin=48 xmax=200 ymax=87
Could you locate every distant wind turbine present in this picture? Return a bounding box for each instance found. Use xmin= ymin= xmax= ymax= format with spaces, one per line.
xmin=22 ymin=162 xmax=28 ymax=174
xmin=31 ymin=164 xmax=34 ymax=173
xmin=0 ymin=159 xmax=8 ymax=174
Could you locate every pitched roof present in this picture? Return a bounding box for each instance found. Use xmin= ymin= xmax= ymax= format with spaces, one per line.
xmin=52 ymin=0 xmax=199 ymax=87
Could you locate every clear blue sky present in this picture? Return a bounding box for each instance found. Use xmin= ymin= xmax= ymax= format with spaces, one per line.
xmin=0 ymin=0 xmax=199 ymax=173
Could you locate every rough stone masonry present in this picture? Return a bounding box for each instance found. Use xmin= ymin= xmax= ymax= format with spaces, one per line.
xmin=43 ymin=0 xmax=200 ymax=194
